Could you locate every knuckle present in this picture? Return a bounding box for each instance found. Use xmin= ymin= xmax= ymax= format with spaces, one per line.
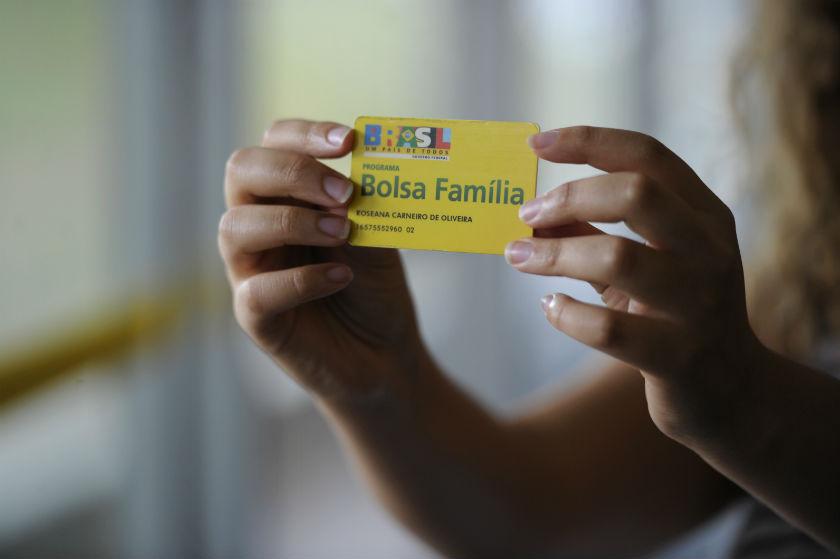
xmin=564 ymin=125 xmax=596 ymax=145
xmin=603 ymin=237 xmax=637 ymax=279
xmin=548 ymin=181 xmax=573 ymax=211
xmin=624 ymin=173 xmax=657 ymax=211
xmin=287 ymin=269 xmax=310 ymax=300
xmin=225 ymin=148 xmax=250 ymax=180
xmin=555 ymin=126 xmax=597 ymax=154
xmin=236 ymin=278 xmax=264 ymax=317
xmin=540 ymin=241 xmax=561 ymax=271
xmin=217 ymin=208 xmax=240 ymax=242
xmin=298 ymin=124 xmax=318 ymax=152
xmin=592 ymin=313 xmax=622 ymax=348
xmin=275 ymin=119 xmax=321 ymax=152
xmin=262 ymin=119 xmax=283 ymax=144
xmin=272 ymin=206 xmax=299 ymax=235
xmin=224 ymin=148 xmax=256 ymax=206
xmin=278 ymin=152 xmax=310 ymax=185
xmin=305 ymin=121 xmax=331 ymax=148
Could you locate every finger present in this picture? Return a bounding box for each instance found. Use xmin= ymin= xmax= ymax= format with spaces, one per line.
xmin=225 ymin=147 xmax=353 ymax=208
xmin=235 ymin=263 xmax=353 ymax=329
xmin=528 ymin=126 xmax=720 ymax=211
xmin=531 ymin=222 xmax=610 ymax=299
xmin=261 ymin=119 xmax=354 ymax=158
xmin=506 ymin=235 xmax=687 ymax=312
xmin=540 ymin=292 xmax=679 ymax=375
xmin=521 ymin=172 xmax=703 ymax=250
xmin=599 ymin=285 xmax=632 ymax=311
xmin=219 ymin=205 xmax=350 ymax=269
xmin=533 ymin=221 xmax=603 ymax=239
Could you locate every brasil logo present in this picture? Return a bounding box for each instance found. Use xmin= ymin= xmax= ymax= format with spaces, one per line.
xmin=363 ymin=123 xmax=452 ymax=160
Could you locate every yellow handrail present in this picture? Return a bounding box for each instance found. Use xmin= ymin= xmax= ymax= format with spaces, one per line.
xmin=0 ymin=279 xmax=228 ymax=407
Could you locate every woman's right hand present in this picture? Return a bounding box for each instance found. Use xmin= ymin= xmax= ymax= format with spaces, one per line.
xmin=219 ymin=119 xmax=426 ymax=402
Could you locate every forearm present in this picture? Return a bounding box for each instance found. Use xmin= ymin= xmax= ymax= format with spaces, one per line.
xmin=679 ymin=348 xmax=840 ymax=553
xmin=315 ymin=354 xmax=737 ymax=558
xmin=315 ymin=348 xmax=547 ymax=558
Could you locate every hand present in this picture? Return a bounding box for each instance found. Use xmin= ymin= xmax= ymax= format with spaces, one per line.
xmin=506 ymin=126 xmax=766 ymax=445
xmin=219 ymin=119 xmax=424 ymax=402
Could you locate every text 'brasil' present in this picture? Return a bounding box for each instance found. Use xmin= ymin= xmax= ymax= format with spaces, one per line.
xmin=363 ymin=123 xmax=452 ymax=160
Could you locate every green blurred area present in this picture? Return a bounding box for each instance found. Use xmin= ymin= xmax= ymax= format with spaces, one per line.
xmin=242 ymin=0 xmax=464 ymax=176
xmin=0 ymin=0 xmax=113 ymax=348
xmin=0 ymin=1 xmax=107 ymax=131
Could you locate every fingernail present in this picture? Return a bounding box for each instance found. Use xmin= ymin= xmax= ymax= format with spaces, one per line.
xmin=504 ymin=240 xmax=533 ymax=265
xmin=326 ymin=265 xmax=353 ymax=283
xmin=318 ymin=216 xmax=350 ymax=239
xmin=519 ymin=197 xmax=543 ymax=222
xmin=540 ymin=294 xmax=554 ymax=313
xmin=327 ymin=126 xmax=351 ymax=146
xmin=528 ymin=130 xmax=558 ymax=150
xmin=323 ymin=176 xmax=353 ymax=204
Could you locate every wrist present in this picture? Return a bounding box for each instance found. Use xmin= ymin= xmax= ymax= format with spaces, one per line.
xmin=314 ymin=337 xmax=443 ymax=421
xmin=652 ymin=333 xmax=775 ymax=457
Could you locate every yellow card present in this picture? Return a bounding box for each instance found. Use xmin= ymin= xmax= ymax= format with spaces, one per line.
xmin=348 ymin=116 xmax=539 ymax=255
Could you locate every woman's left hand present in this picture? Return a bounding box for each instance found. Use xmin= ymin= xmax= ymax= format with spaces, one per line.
xmin=506 ymin=125 xmax=766 ymax=446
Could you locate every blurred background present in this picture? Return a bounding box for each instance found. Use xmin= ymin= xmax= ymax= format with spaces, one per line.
xmin=0 ymin=1 xmax=750 ymax=557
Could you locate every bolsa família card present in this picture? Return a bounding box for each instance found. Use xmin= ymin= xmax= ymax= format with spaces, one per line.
xmin=348 ymin=116 xmax=539 ymax=255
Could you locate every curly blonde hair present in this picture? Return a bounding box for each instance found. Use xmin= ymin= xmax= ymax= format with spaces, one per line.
xmin=735 ymin=0 xmax=840 ymax=359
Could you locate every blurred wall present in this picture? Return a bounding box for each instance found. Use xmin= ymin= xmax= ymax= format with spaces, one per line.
xmin=0 ymin=1 xmax=749 ymax=558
